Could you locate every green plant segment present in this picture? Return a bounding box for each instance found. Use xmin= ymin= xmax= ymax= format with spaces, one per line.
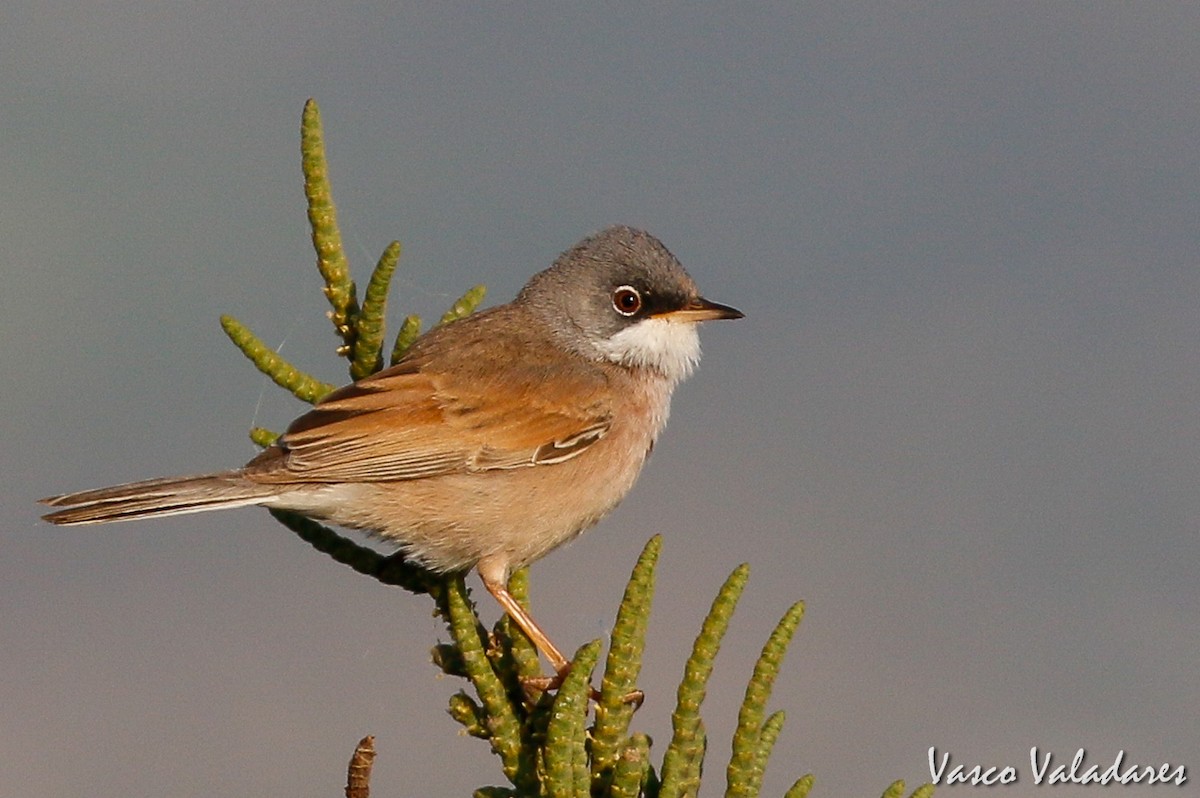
xmin=221 ymin=99 xmax=933 ymax=798
xmin=660 ymin=564 xmax=747 ymax=798
xmin=591 ymin=536 xmax=660 ymax=790
xmin=728 ymin=601 xmax=805 ymax=798
xmin=300 ymin=98 xmax=358 ymax=352
xmin=351 ymin=240 xmax=401 ymax=379
xmin=219 ymin=314 xmax=335 ymax=403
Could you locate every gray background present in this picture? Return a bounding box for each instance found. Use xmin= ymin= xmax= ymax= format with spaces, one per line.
xmin=3 ymin=5 xmax=1197 ymax=797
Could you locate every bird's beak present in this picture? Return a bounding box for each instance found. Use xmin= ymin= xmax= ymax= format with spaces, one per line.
xmin=656 ymin=296 xmax=745 ymax=323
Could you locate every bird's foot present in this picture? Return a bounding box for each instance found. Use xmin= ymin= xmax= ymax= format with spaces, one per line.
xmin=519 ymin=667 xmax=644 ymax=708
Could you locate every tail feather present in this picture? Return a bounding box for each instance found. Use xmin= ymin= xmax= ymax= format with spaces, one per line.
xmin=40 ymin=472 xmax=276 ymax=526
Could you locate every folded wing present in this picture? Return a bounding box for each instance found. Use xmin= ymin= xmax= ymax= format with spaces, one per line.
xmin=245 ymin=356 xmax=613 ymax=484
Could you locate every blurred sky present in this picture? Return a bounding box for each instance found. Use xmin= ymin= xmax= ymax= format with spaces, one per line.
xmin=2 ymin=4 xmax=1197 ymax=797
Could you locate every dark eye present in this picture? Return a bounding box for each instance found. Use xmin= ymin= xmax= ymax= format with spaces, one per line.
xmin=612 ymin=285 xmax=643 ymax=316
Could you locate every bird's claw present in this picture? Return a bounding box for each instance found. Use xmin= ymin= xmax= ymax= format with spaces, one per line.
xmin=519 ymin=667 xmax=644 ymax=707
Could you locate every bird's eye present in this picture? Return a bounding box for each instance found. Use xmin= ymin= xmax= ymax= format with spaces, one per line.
xmin=612 ymin=286 xmax=643 ymax=316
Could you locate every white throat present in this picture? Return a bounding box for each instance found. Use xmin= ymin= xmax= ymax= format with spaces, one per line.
xmin=596 ymin=317 xmax=702 ymax=383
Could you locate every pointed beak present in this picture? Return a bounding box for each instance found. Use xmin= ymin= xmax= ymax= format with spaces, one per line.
xmin=655 ymin=296 xmax=745 ymax=323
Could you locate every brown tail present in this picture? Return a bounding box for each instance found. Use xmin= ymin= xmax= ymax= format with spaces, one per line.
xmin=40 ymin=471 xmax=277 ymax=526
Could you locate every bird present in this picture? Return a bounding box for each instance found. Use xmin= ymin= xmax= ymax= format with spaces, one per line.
xmin=41 ymin=225 xmax=743 ymax=685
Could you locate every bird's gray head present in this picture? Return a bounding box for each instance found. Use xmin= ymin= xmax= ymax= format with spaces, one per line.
xmin=518 ymin=226 xmax=742 ymax=383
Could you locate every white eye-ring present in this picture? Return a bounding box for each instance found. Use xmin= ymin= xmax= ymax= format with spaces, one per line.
xmin=612 ymin=285 xmax=643 ymax=316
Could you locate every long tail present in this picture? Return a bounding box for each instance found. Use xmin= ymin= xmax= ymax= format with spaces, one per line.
xmin=40 ymin=471 xmax=278 ymax=526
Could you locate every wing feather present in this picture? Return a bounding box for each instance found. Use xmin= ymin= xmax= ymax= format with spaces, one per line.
xmin=244 ymin=314 xmax=613 ymax=484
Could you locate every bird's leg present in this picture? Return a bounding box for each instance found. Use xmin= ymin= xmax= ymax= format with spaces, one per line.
xmin=478 ymin=567 xmax=642 ymax=705
xmin=477 ymin=566 xmax=571 ymax=691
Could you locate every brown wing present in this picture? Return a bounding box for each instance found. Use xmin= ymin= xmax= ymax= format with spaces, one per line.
xmin=244 ymin=315 xmax=613 ymax=484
